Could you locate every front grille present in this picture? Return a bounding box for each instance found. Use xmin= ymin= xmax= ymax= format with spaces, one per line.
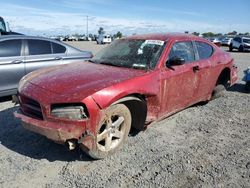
xmin=19 ymin=95 xmax=43 ymax=120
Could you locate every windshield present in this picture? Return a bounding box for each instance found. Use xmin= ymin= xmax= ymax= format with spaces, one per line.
xmin=92 ymin=39 xmax=165 ymax=70
xmin=243 ymin=38 xmax=250 ymax=44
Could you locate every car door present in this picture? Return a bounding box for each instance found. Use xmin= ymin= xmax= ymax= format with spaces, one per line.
xmin=194 ymin=41 xmax=214 ymax=99
xmin=234 ymin=37 xmax=241 ymax=49
xmin=24 ymin=39 xmax=64 ymax=74
xmin=159 ymin=40 xmax=200 ymax=117
xmin=0 ymin=39 xmax=25 ymax=96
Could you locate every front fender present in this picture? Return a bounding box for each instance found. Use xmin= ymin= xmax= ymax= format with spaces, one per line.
xmin=91 ymin=72 xmax=159 ymax=109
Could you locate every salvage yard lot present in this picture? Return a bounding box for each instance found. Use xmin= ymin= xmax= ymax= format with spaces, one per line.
xmin=0 ymin=41 xmax=249 ymax=187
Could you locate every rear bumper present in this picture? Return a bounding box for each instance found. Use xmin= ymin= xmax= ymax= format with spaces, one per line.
xmin=231 ymin=65 xmax=238 ymax=85
xmin=14 ymin=110 xmax=87 ymax=143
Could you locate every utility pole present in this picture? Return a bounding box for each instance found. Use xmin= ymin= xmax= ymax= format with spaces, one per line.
xmin=86 ymin=15 xmax=88 ymax=38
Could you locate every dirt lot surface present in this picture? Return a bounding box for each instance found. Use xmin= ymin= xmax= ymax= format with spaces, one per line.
xmin=0 ymin=42 xmax=249 ymax=188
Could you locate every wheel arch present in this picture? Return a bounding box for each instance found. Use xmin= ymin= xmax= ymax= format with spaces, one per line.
xmin=111 ymin=94 xmax=147 ymax=131
xmin=216 ymin=67 xmax=231 ymax=88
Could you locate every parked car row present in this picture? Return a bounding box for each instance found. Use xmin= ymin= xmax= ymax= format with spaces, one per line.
xmin=229 ymin=36 xmax=250 ymax=52
xmin=204 ymin=35 xmax=250 ymax=52
xmin=50 ymin=34 xmax=114 ymax=43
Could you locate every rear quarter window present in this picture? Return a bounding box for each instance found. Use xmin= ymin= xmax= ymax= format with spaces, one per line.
xmin=52 ymin=42 xmax=66 ymax=54
xmin=195 ymin=41 xmax=214 ymax=60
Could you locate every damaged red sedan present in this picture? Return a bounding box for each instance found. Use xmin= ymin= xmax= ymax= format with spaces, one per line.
xmin=15 ymin=33 xmax=237 ymax=159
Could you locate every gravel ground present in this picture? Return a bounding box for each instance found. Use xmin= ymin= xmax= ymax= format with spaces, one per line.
xmin=0 ymin=42 xmax=249 ymax=188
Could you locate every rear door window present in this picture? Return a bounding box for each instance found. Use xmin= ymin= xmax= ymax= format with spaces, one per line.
xmin=52 ymin=42 xmax=66 ymax=54
xmin=168 ymin=41 xmax=195 ymax=63
xmin=28 ymin=39 xmax=52 ymax=55
xmin=195 ymin=41 xmax=214 ymax=60
xmin=0 ymin=39 xmax=22 ymax=57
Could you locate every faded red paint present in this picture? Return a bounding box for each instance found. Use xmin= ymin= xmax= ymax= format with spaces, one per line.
xmin=14 ymin=33 xmax=238 ymax=151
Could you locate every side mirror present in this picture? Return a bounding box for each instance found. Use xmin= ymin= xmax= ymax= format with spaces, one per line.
xmin=167 ymin=56 xmax=185 ymax=67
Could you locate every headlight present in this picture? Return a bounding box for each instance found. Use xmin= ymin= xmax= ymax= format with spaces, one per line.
xmin=51 ymin=104 xmax=88 ymax=120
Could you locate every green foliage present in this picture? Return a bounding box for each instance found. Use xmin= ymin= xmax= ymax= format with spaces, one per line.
xmin=113 ymin=31 xmax=123 ymax=38
xmin=192 ymin=32 xmax=200 ymax=36
xmin=227 ymin=31 xmax=237 ymax=35
xmin=116 ymin=31 xmax=123 ymax=38
xmin=98 ymin=27 xmax=105 ymax=35
xmin=202 ymin=32 xmax=216 ymax=37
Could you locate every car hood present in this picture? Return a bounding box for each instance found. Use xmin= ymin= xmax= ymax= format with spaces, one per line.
xmin=26 ymin=61 xmax=146 ymax=97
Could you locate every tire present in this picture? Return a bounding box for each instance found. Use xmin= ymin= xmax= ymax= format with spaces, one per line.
xmin=245 ymin=82 xmax=250 ymax=93
xmin=239 ymin=45 xmax=244 ymax=52
xmin=86 ymin=104 xmax=132 ymax=159
xmin=229 ymin=44 xmax=233 ymax=52
xmin=211 ymin=84 xmax=226 ymax=100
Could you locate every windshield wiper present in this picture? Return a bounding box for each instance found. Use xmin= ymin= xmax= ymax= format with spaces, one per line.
xmin=132 ymin=63 xmax=147 ymax=70
xmin=99 ymin=62 xmax=123 ymax=67
xmin=87 ymin=59 xmax=96 ymax=63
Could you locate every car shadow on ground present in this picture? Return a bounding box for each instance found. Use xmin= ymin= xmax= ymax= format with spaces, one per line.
xmin=0 ymin=106 xmax=93 ymax=162
xmin=228 ymin=83 xmax=248 ymax=93
xmin=0 ymin=96 xmax=12 ymax=103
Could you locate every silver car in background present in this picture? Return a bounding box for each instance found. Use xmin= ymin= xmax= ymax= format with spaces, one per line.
xmin=0 ymin=35 xmax=93 ymax=97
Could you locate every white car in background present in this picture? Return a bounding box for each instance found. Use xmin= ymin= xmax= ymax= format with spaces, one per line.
xmin=221 ymin=37 xmax=233 ymax=46
xmin=229 ymin=36 xmax=250 ymax=52
xmin=97 ymin=34 xmax=112 ymax=44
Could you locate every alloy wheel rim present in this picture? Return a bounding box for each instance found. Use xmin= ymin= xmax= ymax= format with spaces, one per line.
xmin=97 ymin=114 xmax=125 ymax=151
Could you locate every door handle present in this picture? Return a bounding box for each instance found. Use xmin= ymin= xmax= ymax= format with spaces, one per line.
xmin=11 ymin=60 xmax=23 ymax=64
xmin=193 ymin=65 xmax=200 ymax=72
xmin=54 ymin=57 xmax=62 ymax=60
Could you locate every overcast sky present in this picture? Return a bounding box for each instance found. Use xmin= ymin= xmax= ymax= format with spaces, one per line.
xmin=2 ymin=0 xmax=250 ymax=36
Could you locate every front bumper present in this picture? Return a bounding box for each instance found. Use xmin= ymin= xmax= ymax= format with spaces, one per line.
xmin=14 ymin=110 xmax=87 ymax=143
xmin=14 ymin=81 xmax=102 ymax=151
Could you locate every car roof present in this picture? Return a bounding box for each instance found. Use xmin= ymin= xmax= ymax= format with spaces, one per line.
xmin=126 ymin=32 xmax=204 ymax=41
xmin=0 ymin=35 xmax=93 ymax=54
xmin=0 ymin=35 xmax=56 ymax=41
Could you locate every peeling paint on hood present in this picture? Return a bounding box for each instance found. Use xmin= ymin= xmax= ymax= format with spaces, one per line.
xmin=26 ymin=61 xmax=146 ymax=96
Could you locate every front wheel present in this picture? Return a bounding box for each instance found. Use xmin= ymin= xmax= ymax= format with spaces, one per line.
xmin=85 ymin=104 xmax=132 ymax=159
xmin=229 ymin=44 xmax=233 ymax=52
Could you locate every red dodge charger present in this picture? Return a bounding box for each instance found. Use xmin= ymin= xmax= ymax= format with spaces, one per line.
xmin=15 ymin=33 xmax=238 ymax=159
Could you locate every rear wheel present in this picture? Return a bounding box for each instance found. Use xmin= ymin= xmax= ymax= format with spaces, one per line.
xmin=245 ymin=82 xmax=250 ymax=93
xmin=211 ymin=84 xmax=226 ymax=100
xmin=86 ymin=104 xmax=132 ymax=159
xmin=239 ymin=45 xmax=244 ymax=52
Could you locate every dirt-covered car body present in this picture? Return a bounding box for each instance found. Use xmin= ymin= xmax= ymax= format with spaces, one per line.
xmin=15 ymin=33 xmax=238 ymax=158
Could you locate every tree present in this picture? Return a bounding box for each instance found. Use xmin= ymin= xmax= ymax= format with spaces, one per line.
xmin=227 ymin=31 xmax=237 ymax=35
xmin=98 ymin=27 xmax=105 ymax=35
xmin=192 ymin=32 xmax=200 ymax=36
xmin=116 ymin=31 xmax=123 ymax=38
xmin=202 ymin=32 xmax=216 ymax=37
